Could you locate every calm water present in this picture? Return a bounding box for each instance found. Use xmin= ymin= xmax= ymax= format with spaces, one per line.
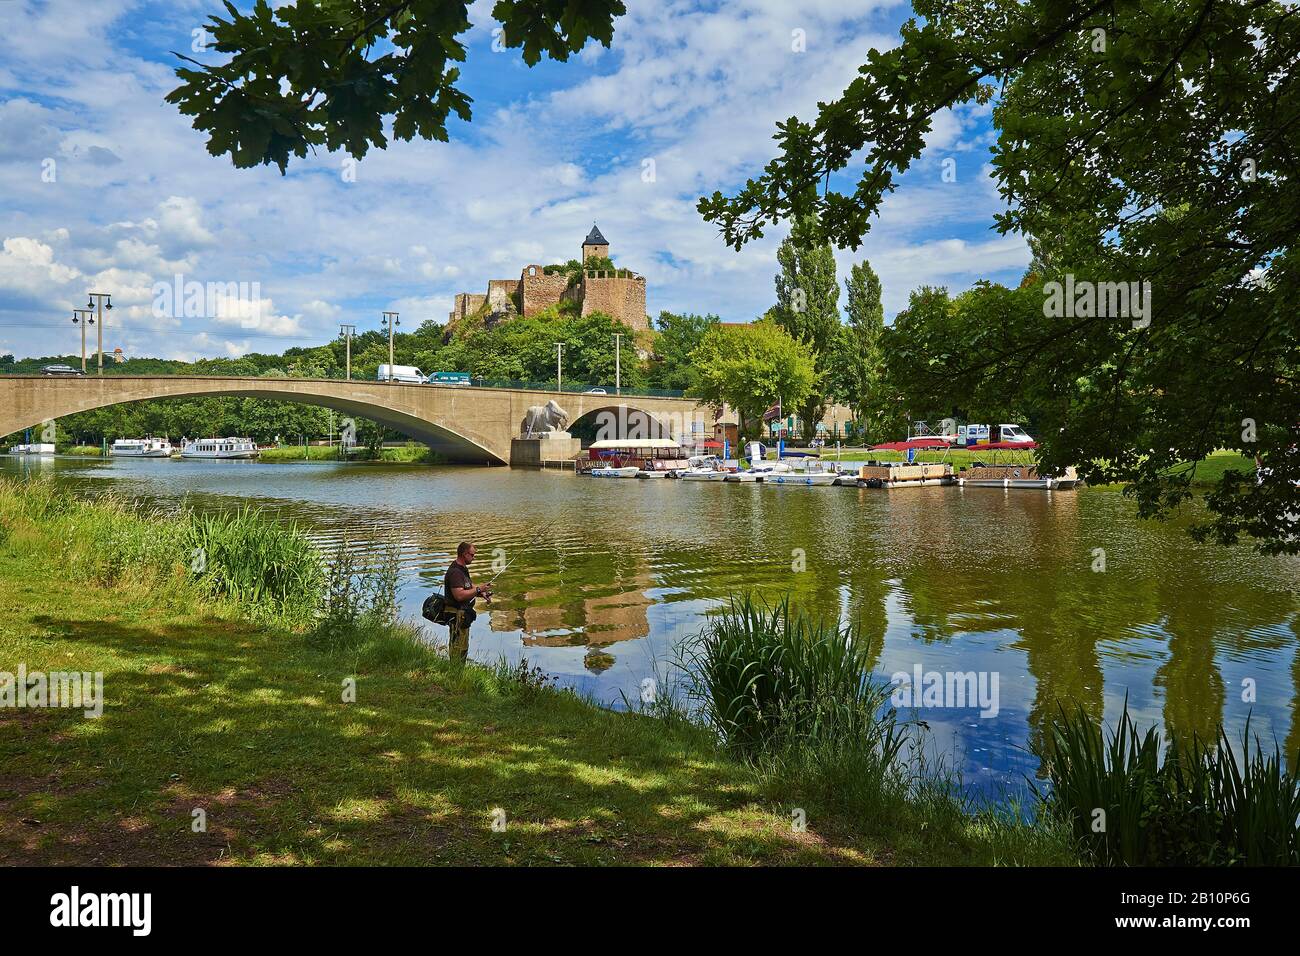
xmin=9 ymin=455 xmax=1299 ymax=799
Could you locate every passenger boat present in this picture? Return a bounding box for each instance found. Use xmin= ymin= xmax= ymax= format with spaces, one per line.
xmin=581 ymin=438 xmax=686 ymax=476
xmin=110 ymin=437 xmax=173 ymax=458
xmin=180 ymin=437 xmax=259 ymax=459
xmin=7 ymin=442 xmax=55 ymax=456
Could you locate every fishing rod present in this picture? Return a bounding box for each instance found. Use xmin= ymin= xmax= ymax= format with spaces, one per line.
xmin=478 ymin=512 xmax=566 ymax=600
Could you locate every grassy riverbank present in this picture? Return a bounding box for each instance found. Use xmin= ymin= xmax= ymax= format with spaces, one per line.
xmin=256 ymin=443 xmax=438 ymax=464
xmin=0 ymin=477 xmax=1084 ymax=866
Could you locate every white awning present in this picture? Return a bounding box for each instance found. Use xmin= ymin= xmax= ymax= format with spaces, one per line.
xmin=588 ymin=438 xmax=681 ymax=450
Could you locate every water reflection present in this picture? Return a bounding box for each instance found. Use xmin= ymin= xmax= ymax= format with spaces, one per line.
xmin=9 ymin=455 xmax=1298 ymax=797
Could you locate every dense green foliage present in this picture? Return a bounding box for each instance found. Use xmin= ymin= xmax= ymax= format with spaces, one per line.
xmin=689 ymin=319 xmax=816 ymax=437
xmin=770 ymin=217 xmax=838 ymax=434
xmin=830 ymin=259 xmax=888 ymax=441
xmin=647 ymin=310 xmax=719 ymax=392
xmin=699 ymin=0 xmax=1299 ymax=552
xmin=168 ymin=0 xmax=626 ymax=173
xmin=1035 ymin=703 xmax=1300 ymax=866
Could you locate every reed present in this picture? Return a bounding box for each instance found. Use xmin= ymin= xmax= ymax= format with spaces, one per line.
xmin=0 ymin=477 xmax=325 ymax=626
xmin=1033 ymin=703 xmax=1300 ymax=865
xmin=684 ymin=595 xmax=903 ymax=766
xmin=184 ymin=507 xmax=325 ymax=624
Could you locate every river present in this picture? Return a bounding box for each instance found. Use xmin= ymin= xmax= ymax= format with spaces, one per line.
xmin=8 ymin=454 xmax=1299 ymax=800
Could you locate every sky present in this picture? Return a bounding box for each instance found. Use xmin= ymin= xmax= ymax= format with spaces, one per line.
xmin=0 ymin=0 xmax=1029 ymax=363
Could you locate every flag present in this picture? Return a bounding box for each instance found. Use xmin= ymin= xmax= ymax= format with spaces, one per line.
xmin=762 ymin=402 xmax=781 ymax=422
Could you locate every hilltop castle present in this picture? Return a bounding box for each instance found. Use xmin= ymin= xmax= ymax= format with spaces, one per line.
xmin=446 ymin=225 xmax=649 ymax=333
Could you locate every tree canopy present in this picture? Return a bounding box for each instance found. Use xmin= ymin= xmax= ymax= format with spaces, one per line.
xmin=168 ymin=0 xmax=626 ymax=172
xmin=689 ymin=320 xmax=816 ymax=438
xmin=699 ymin=0 xmax=1299 ymax=552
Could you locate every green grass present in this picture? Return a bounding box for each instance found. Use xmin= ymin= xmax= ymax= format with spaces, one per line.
xmin=257 ymin=443 xmax=440 ymax=464
xmin=61 ymin=445 xmax=104 ymax=457
xmin=0 ymin=480 xmax=1079 ymax=866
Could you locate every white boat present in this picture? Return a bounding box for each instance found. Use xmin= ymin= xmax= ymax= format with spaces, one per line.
xmin=7 ymin=442 xmax=55 ymax=456
xmin=766 ymin=460 xmax=841 ymax=486
xmin=677 ymin=455 xmax=730 ymax=480
xmin=180 ymin=437 xmax=259 ymax=460
xmin=725 ymin=461 xmax=794 ymax=482
xmin=111 ymin=437 xmax=173 ymax=458
xmin=591 ymin=465 xmax=640 ymax=478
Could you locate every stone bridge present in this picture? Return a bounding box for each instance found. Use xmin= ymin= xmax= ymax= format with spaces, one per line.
xmin=0 ymin=376 xmax=707 ymax=465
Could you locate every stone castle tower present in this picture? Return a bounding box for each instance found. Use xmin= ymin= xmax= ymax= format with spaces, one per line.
xmin=448 ymin=225 xmax=648 ymax=333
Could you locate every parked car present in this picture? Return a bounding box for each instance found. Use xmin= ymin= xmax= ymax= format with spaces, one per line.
xmin=42 ymin=364 xmax=84 ymax=376
xmin=586 ymin=387 xmax=608 ymax=395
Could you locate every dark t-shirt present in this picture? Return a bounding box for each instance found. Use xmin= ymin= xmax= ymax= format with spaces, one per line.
xmin=444 ymin=562 xmax=473 ymax=609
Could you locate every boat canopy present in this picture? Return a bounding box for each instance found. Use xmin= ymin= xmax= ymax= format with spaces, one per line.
xmin=588 ymin=438 xmax=681 ymax=450
xmin=870 ymin=437 xmax=952 ymax=451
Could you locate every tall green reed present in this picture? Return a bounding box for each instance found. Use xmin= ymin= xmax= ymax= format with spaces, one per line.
xmin=1033 ymin=702 xmax=1300 ymax=865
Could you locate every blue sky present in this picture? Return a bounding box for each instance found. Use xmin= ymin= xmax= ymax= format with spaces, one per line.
xmin=0 ymin=0 xmax=1029 ymax=362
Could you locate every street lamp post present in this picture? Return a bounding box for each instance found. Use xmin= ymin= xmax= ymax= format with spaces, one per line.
xmin=86 ymin=293 xmax=112 ymax=376
xmin=554 ymin=342 xmax=565 ymax=392
xmin=613 ymin=332 xmax=622 ymax=395
xmin=339 ymin=324 xmax=356 ymax=380
xmin=381 ymin=312 xmax=400 ymax=382
xmin=71 ymin=309 xmax=94 ymax=373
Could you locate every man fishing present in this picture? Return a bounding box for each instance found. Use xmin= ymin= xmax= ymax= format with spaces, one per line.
xmin=444 ymin=541 xmax=490 ymax=663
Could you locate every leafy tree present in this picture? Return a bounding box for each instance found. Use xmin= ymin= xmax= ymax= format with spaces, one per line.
xmin=830 ymin=259 xmax=887 ymax=439
xmin=698 ymin=0 xmax=1299 ymax=552
xmin=771 ymin=216 xmax=837 ymax=435
xmin=649 ymin=311 xmax=718 ymax=392
xmin=690 ymin=320 xmax=816 ymax=438
xmin=168 ymin=0 xmax=626 ymax=172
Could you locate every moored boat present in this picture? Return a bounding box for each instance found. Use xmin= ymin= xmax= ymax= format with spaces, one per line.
xmin=111 ymin=437 xmax=173 ymax=458
xmin=591 ymin=465 xmax=640 ymax=478
xmin=180 ymin=437 xmax=259 ymax=460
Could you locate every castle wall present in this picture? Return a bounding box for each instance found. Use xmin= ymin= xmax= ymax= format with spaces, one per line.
xmin=582 ymin=242 xmax=610 ymax=261
xmin=580 ymin=273 xmax=648 ymax=330
xmin=486 ymin=278 xmax=520 ymax=314
xmin=448 ymin=292 xmax=486 ymax=324
xmin=520 ymin=266 xmax=569 ymax=317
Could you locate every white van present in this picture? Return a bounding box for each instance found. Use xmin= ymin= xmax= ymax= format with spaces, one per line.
xmin=376 ymin=364 xmax=426 ymax=384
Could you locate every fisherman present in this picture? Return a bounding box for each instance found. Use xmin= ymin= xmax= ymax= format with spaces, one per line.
xmin=444 ymin=541 xmax=489 ymax=663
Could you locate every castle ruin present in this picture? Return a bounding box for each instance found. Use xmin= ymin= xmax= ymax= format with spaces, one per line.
xmin=447 ymin=225 xmax=649 ymax=333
